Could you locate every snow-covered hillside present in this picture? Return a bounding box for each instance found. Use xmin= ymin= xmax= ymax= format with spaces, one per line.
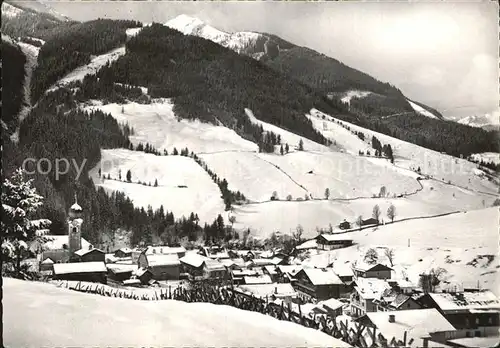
xmin=166 ymin=14 xmax=264 ymax=56
xmin=308 ymin=109 xmax=498 ymax=195
xmin=301 ymin=207 xmax=500 ymax=295
xmin=3 ymin=278 xmax=351 ymax=347
xmin=84 ymin=100 xmax=258 ymax=154
xmin=89 ymin=149 xmax=225 ymax=223
xmin=1 ymin=2 xmax=24 ymax=18
xmin=47 ymin=47 xmax=126 ymax=92
xmin=407 ymin=99 xmax=439 ymax=119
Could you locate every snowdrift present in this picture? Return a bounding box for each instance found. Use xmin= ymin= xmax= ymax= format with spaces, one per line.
xmin=3 ymin=278 xmax=351 ymax=347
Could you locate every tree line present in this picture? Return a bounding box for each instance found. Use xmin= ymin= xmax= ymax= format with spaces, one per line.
xmin=30 ymin=18 xmax=141 ymax=102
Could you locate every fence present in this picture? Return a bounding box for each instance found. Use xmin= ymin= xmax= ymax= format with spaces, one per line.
xmin=58 ymin=279 xmax=411 ymax=347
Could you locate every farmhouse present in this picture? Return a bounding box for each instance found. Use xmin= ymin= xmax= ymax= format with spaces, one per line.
xmin=316 ymin=234 xmax=354 ymax=250
xmin=53 ymin=261 xmax=107 ymax=283
xmin=374 ymin=293 xmax=423 ymax=312
xmin=356 ymin=308 xmax=457 ymax=347
xmin=133 ymin=267 xmax=154 ymax=284
xmin=362 ymin=218 xmax=379 ymax=226
xmin=74 ymin=248 xmax=105 ymax=263
xmin=353 ymin=262 xmax=392 ymax=280
xmin=39 ymin=258 xmax=55 ymax=272
xmin=351 ymin=277 xmax=392 ymax=317
xmin=421 ymin=291 xmax=500 ymax=338
xmin=263 ymin=265 xmax=279 ymax=282
xmin=199 ymin=245 xmax=230 ymax=259
xmin=137 ymin=253 xmax=180 ymax=280
xmin=131 ymin=245 xmax=186 ymax=263
xmin=107 ymin=264 xmax=137 ymax=282
xmin=230 ymin=269 xmax=260 ymax=284
xmin=294 ymin=268 xmax=349 ymax=302
xmin=276 ymin=265 xmax=303 ymax=283
xmin=180 ymin=253 xmax=227 ymax=280
xmin=317 ymin=298 xmax=346 ymax=318
xmin=329 ymin=262 xmax=355 ymax=285
xmin=339 ymin=220 xmax=351 ymax=230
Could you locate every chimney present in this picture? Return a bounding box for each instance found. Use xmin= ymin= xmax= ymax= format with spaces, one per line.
xmin=275 ymin=286 xmax=278 ymax=294
xmin=388 ymin=314 xmax=395 ymax=323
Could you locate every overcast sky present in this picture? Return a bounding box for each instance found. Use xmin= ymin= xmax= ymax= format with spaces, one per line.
xmin=23 ymin=0 xmax=499 ymax=118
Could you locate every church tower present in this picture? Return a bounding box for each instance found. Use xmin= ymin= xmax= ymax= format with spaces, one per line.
xmin=68 ymin=194 xmax=83 ymax=260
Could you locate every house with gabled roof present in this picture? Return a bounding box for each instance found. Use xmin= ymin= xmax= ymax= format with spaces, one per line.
xmin=420 ymin=290 xmax=500 ymax=339
xmin=179 ymin=253 xmax=227 ymax=280
xmin=316 ymin=234 xmax=353 ymax=250
xmin=53 ymin=261 xmax=107 ymax=283
xmin=353 ymin=261 xmax=392 ymax=280
xmin=351 ymin=277 xmax=392 ymax=317
xmin=355 ymin=308 xmax=457 ymax=348
xmin=375 ymin=293 xmax=423 ymax=312
xmin=74 ymin=248 xmax=105 ymax=263
xmin=137 ymin=253 xmax=180 ymax=280
xmin=294 ymin=268 xmax=350 ymax=302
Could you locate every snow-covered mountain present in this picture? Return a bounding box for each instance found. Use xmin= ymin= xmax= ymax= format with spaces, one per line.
xmin=166 ymin=15 xmax=275 ymax=59
xmin=457 ymin=111 xmax=499 ymax=130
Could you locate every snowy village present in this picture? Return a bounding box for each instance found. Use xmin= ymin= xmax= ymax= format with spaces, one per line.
xmin=2 ymin=1 xmax=500 ymax=347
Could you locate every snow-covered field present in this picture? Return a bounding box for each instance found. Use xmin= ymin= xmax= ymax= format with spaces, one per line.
xmin=407 ymin=99 xmax=439 ymax=119
xmin=47 ymin=47 xmax=126 ymax=92
xmin=340 ymin=90 xmax=372 ymax=105
xmin=3 ymin=278 xmax=351 ymax=347
xmin=84 ymin=100 xmax=257 ymax=154
xmin=89 ymin=148 xmax=225 ymax=223
xmin=308 ymin=109 xmax=498 ymax=195
xmin=301 ymin=207 xmax=500 ymax=294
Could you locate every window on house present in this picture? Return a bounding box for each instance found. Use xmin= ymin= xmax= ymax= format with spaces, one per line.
xmin=475 ymin=318 xmax=480 ymax=325
xmin=488 ymin=317 xmax=493 ymax=325
xmin=72 ymin=227 xmax=77 ymax=233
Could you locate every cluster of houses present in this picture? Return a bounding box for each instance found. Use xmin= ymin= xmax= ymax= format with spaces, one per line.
xmin=28 ymin=200 xmax=499 ymax=348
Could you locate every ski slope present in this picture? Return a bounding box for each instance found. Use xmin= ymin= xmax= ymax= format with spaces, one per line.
xmin=3 ymin=278 xmax=351 ymax=347
xmin=407 ymin=99 xmax=439 ymax=119
xmin=84 ymin=100 xmax=258 ymax=154
xmin=47 ymin=47 xmax=126 ymax=92
xmin=302 ymin=207 xmax=500 ymax=295
xmin=308 ymin=109 xmax=498 ymax=195
xmin=89 ymin=149 xmax=225 ymax=223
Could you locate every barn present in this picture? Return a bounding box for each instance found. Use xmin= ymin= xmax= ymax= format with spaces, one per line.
xmin=74 ymin=248 xmax=105 ymax=263
xmin=137 ymin=253 xmax=180 ymax=280
xmin=316 ymin=234 xmax=354 ymax=250
xmin=53 ymin=262 xmax=107 ymax=283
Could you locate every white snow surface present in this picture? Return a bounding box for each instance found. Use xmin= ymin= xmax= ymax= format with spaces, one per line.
xmin=89 ymin=149 xmax=225 ymax=223
xmin=84 ymin=100 xmax=257 ymax=154
xmin=48 ymin=47 xmax=125 ymax=92
xmin=407 ymin=99 xmax=439 ymax=119
xmin=341 ymin=90 xmax=372 ymax=105
xmin=3 ymin=278 xmax=351 ymax=347
xmin=458 ymin=110 xmax=500 ymax=128
xmin=1 ymin=2 xmax=24 ymax=18
xmin=166 ymin=15 xmax=264 ymax=55
xmin=302 ymin=207 xmax=500 ymax=295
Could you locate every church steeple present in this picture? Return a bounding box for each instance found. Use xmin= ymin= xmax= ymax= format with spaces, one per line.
xmin=68 ymin=193 xmax=84 ymax=259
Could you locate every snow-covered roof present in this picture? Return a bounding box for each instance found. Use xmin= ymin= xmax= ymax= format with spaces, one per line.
xmin=429 ymin=291 xmax=500 ymax=312
xmin=146 ymin=246 xmax=186 ymax=255
xmin=317 ymin=234 xmax=353 ymax=242
xmin=232 ymin=269 xmax=259 ymax=277
xmin=237 ymin=283 xmax=297 ymax=298
xmin=107 ymin=264 xmax=137 ymax=273
xmin=41 ymin=258 xmax=54 ymax=264
xmin=244 ymin=275 xmax=272 ymax=284
xmin=146 ymin=254 xmax=180 ymax=266
xmin=277 ymin=265 xmax=303 ymax=276
xmin=353 ymin=261 xmax=392 ymax=272
xmin=296 ymin=239 xmax=318 ymax=250
xmin=330 ymin=262 xmax=354 ymax=278
xmin=74 ymin=248 xmax=104 ymax=257
xmin=264 ymin=265 xmax=278 ymax=275
xmin=123 ymin=279 xmax=141 ymax=286
xmin=364 ymin=309 xmax=456 ymax=347
xmin=300 ymin=268 xmax=344 ymax=285
xmin=117 ymin=247 xmax=133 ymax=253
xmin=249 ymin=258 xmax=277 ymax=267
xmin=354 ymin=278 xmax=392 ymax=300
xmin=36 ymin=235 xmax=90 ymax=251
xmin=179 ymin=253 xmax=208 ymax=268
xmin=318 ymin=298 xmax=345 ymax=311
xmin=53 ymin=262 xmax=107 ymax=275
xmin=204 ymin=259 xmax=226 ymax=272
